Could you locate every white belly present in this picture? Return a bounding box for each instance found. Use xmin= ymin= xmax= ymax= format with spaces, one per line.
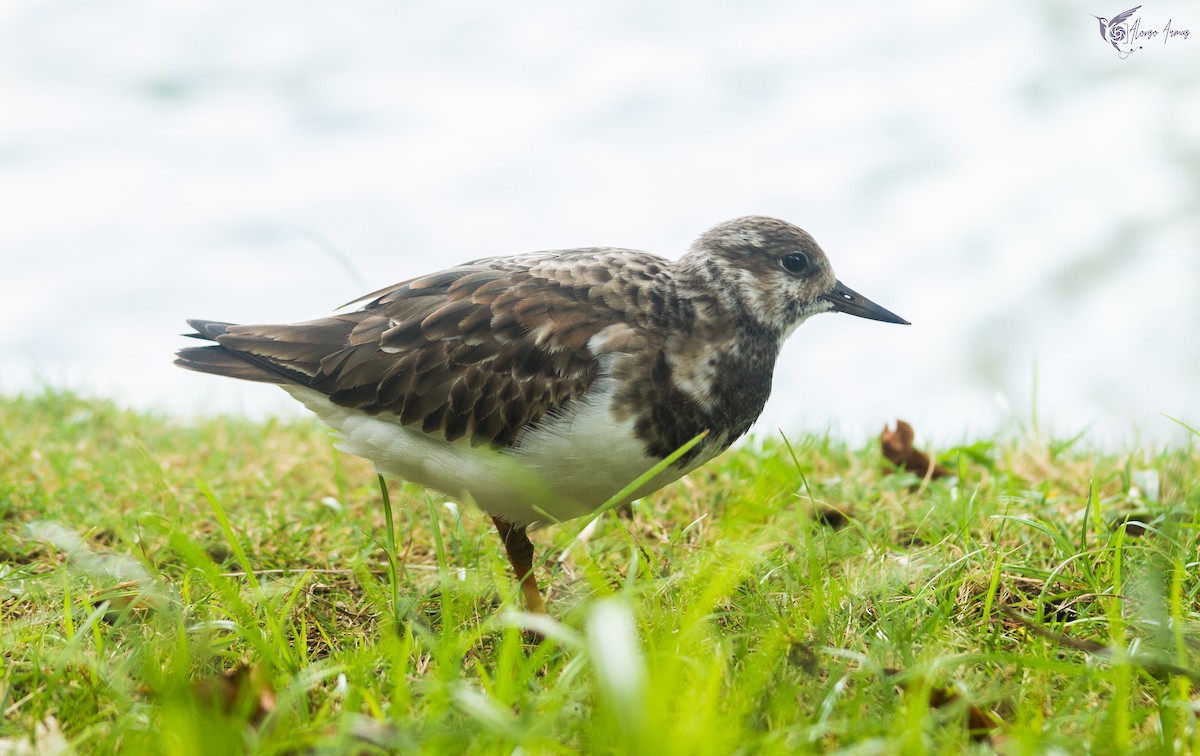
xmin=281 ymin=374 xmax=705 ymax=526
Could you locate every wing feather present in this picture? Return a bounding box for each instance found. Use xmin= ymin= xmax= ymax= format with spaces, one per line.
xmin=1111 ymin=6 xmax=1140 ymax=26
xmin=178 ymin=251 xmax=668 ymax=448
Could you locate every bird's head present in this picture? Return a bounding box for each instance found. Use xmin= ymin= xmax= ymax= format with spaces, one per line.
xmin=683 ymin=215 xmax=909 ymax=338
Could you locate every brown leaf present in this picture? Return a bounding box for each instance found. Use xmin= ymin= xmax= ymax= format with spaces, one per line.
xmin=785 ymin=641 xmax=820 ymax=674
xmin=1109 ymin=510 xmax=1190 ymax=538
xmin=885 ymin=667 xmax=1002 ymax=743
xmin=190 ymin=664 xmax=277 ymax=727
xmin=811 ymin=504 xmax=852 ymax=530
xmin=784 ymin=651 xmax=1003 ymax=745
xmin=880 ymin=420 xmax=950 ymax=480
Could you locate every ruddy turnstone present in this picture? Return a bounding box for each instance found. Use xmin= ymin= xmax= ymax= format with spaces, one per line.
xmin=176 ymin=216 xmax=907 ymax=614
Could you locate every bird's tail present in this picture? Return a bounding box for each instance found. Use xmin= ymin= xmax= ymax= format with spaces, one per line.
xmin=175 ymin=319 xmax=286 ymax=384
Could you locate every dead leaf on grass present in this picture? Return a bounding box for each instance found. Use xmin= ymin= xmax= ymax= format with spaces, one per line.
xmin=190 ymin=664 xmax=277 ymax=726
xmin=885 ymin=667 xmax=1002 ymax=743
xmin=881 ymin=420 xmax=950 ymax=480
xmin=1109 ymin=510 xmax=1191 ymax=538
xmin=810 ymin=504 xmax=853 ymax=530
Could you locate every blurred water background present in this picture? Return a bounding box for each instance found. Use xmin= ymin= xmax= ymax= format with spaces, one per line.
xmin=2 ymin=0 xmax=1197 ymax=447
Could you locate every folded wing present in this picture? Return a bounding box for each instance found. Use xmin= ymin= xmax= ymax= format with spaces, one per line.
xmin=176 ymin=255 xmax=654 ymax=448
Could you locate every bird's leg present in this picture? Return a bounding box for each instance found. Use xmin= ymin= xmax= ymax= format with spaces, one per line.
xmin=490 ymin=516 xmax=546 ymax=614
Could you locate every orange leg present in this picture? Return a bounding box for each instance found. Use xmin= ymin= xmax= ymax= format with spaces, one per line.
xmin=491 ymin=516 xmax=546 ymax=614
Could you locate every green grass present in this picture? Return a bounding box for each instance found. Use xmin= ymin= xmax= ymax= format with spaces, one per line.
xmin=2 ymin=389 xmax=1200 ymax=754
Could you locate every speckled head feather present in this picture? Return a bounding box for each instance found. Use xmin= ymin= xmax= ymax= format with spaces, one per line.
xmin=678 ymin=216 xmax=839 ymax=337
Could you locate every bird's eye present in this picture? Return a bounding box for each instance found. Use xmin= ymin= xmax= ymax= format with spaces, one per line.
xmin=780 ymin=252 xmax=810 ymax=275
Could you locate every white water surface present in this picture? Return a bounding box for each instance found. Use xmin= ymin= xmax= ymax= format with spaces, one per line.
xmin=2 ymin=1 xmax=1197 ymax=447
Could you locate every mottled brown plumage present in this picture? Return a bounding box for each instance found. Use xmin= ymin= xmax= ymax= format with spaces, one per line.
xmin=177 ymin=216 xmax=908 ymax=616
xmin=182 ymin=250 xmax=662 ymax=448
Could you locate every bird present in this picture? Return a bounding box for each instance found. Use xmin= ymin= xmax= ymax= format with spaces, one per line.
xmin=176 ymin=216 xmax=908 ymax=615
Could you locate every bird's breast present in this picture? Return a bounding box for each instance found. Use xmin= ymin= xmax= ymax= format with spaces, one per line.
xmin=606 ymin=334 xmax=778 ymax=462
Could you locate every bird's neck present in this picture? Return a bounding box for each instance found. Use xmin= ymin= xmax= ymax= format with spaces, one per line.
xmin=669 ymin=253 xmax=786 ymax=345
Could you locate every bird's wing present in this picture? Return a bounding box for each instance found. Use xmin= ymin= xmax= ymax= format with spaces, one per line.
xmin=1110 ymin=6 xmax=1141 ymax=27
xmin=177 ymin=250 xmax=664 ymax=448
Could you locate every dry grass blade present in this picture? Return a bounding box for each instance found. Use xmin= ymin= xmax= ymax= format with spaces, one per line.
xmin=997 ymin=604 xmax=1200 ymax=685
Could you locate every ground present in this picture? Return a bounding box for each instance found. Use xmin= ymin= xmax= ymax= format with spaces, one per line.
xmin=2 ymin=390 xmax=1199 ymax=754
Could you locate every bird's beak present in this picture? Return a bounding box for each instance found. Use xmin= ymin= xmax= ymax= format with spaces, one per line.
xmin=821 ymin=280 xmax=910 ymax=324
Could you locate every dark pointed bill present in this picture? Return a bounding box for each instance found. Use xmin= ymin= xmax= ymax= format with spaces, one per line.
xmin=822 ymin=280 xmax=909 ymax=324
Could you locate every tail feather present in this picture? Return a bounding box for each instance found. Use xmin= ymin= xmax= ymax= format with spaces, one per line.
xmin=175 ymin=345 xmax=284 ymax=383
xmin=184 ymin=319 xmax=237 ymax=340
xmin=176 ymin=319 xmax=299 ymax=385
